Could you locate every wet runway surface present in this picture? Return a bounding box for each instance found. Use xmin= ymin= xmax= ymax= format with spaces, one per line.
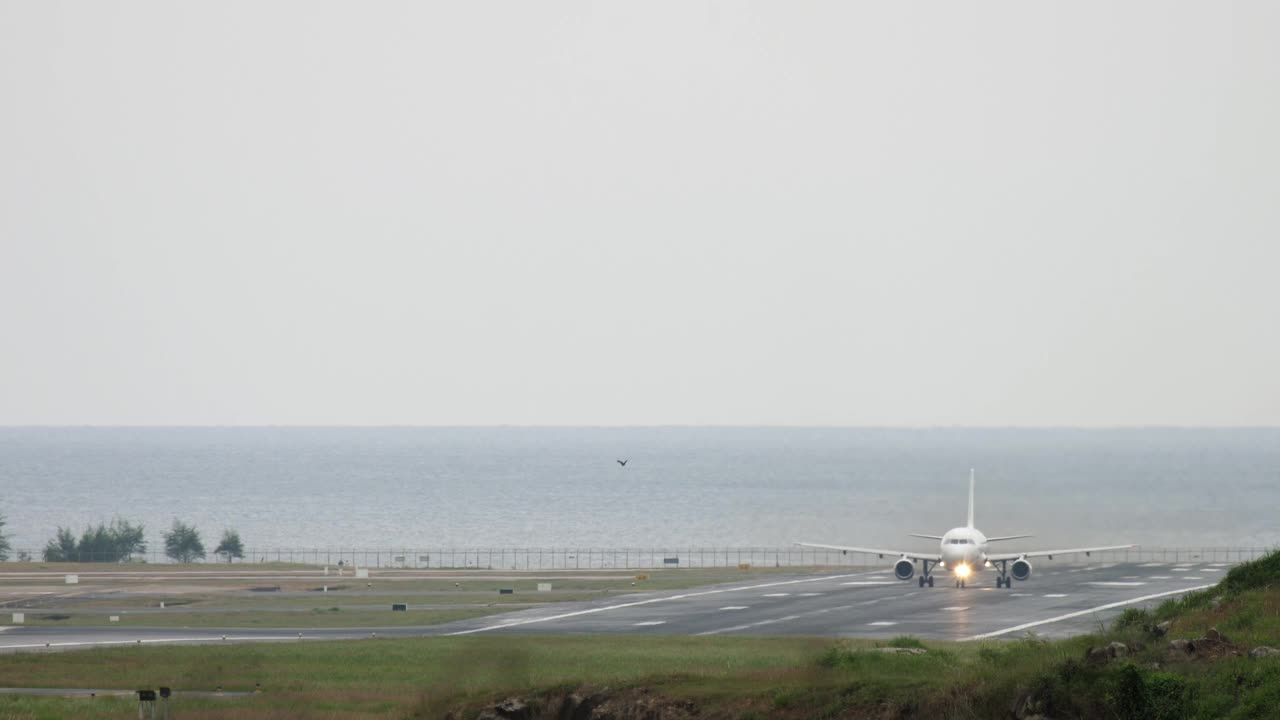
xmin=0 ymin=562 xmax=1223 ymax=651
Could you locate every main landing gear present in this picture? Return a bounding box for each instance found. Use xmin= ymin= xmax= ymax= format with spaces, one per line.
xmin=954 ymin=578 xmax=967 ymax=589
xmin=992 ymin=559 xmax=1012 ymax=589
xmin=917 ymin=559 xmax=936 ymax=588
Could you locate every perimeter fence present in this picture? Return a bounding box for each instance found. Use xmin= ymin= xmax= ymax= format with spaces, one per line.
xmin=2 ymin=546 xmax=1272 ymax=569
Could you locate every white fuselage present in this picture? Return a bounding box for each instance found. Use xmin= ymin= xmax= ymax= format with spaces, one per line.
xmin=940 ymin=527 xmax=988 ymax=575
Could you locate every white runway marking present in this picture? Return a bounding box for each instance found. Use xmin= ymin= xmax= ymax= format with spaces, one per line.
xmin=797 ymin=592 xmax=823 ymax=597
xmin=719 ymin=606 xmax=749 ymax=611
xmin=1183 ymin=577 xmax=1203 ymax=580
xmin=1120 ymin=576 xmax=1139 ymax=579
xmin=633 ymin=621 xmax=666 ymax=626
xmin=1044 ymin=594 xmax=1068 ymax=598
xmin=1010 ymin=593 xmax=1033 ymax=597
xmin=1139 ymin=563 xmax=1165 ymax=567
xmin=1148 ymin=576 xmax=1172 ymax=580
xmin=762 ymin=593 xmax=791 ymax=597
xmin=1200 ymin=568 xmax=1222 ymax=572
xmin=696 ymin=604 xmax=855 ymax=636
xmin=446 ymin=570 xmax=884 ymax=636
xmin=1087 ymin=582 xmax=1146 ymax=587
xmin=941 ymin=606 xmax=969 ymax=611
xmin=840 ymin=581 xmax=897 ymax=586
xmin=868 ymin=621 xmax=898 ymax=626
xmin=966 ymin=584 xmax=1215 ymax=640
xmin=1171 ymin=568 xmax=1190 ymax=572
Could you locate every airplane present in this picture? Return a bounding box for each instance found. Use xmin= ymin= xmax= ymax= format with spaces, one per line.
xmin=796 ymin=470 xmax=1134 ymax=589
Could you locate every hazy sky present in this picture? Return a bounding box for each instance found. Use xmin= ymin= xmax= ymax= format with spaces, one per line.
xmin=2 ymin=2 xmax=1277 ymax=426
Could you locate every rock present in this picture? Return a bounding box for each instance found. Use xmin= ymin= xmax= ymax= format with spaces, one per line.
xmin=1169 ymin=638 xmax=1195 ymax=654
xmin=1012 ymin=692 xmax=1046 ymax=719
xmin=1154 ymin=621 xmax=1172 ymax=637
xmin=556 ymin=692 xmax=604 ymax=720
xmin=876 ymin=647 xmax=927 ymax=655
xmin=478 ymin=698 xmax=533 ymax=720
xmin=1250 ymin=646 xmax=1280 ymax=659
xmin=1085 ymin=642 xmax=1129 ymax=665
xmin=1085 ymin=646 xmax=1112 ymax=665
xmin=1206 ymin=627 xmax=1227 ymax=644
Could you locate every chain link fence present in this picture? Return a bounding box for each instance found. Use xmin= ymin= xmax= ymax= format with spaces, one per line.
xmin=2 ymin=546 xmax=1272 ymax=569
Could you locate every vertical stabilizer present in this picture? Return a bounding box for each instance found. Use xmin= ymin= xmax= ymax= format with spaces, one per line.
xmin=967 ymin=469 xmax=975 ymax=529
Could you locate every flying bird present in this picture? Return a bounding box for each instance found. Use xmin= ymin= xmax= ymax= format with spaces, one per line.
xmin=617 ymin=459 xmax=628 ymax=467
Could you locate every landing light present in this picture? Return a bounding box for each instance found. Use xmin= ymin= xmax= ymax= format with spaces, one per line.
xmin=955 ymin=564 xmax=971 ymax=578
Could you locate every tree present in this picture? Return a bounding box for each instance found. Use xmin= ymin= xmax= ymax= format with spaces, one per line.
xmin=43 ymin=527 xmax=78 ymax=562
xmin=163 ymin=520 xmax=205 ymax=563
xmin=214 ymin=529 xmax=244 ymax=563
xmin=43 ymin=519 xmax=147 ymax=562
xmin=0 ymin=513 xmax=10 ymax=562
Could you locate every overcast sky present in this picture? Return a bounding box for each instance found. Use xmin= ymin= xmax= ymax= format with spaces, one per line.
xmin=1 ymin=2 xmax=1277 ymax=426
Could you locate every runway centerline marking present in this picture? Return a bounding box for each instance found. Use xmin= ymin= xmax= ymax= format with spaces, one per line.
xmin=840 ymin=581 xmax=897 ymax=586
xmin=965 ymin=585 xmax=1215 ymax=640
xmin=445 ymin=570 xmax=884 ymax=636
xmin=868 ymin=621 xmax=897 ymax=626
xmin=633 ymin=621 xmax=666 ymax=626
xmin=1044 ymin=594 xmax=1068 ymax=598
xmin=1183 ymin=577 xmax=1203 ymax=580
xmin=1087 ymin=582 xmax=1146 ymax=587
xmin=762 ymin=593 xmax=791 ymax=597
xmin=1010 ymin=593 xmax=1033 ymax=597
xmin=1149 ymin=576 xmax=1172 ymax=580
xmin=941 ymin=606 xmax=969 ymax=611
xmin=719 ymin=606 xmax=748 ymax=611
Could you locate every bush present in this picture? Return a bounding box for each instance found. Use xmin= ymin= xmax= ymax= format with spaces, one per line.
xmin=1221 ymin=549 xmax=1280 ymax=595
xmin=1113 ymin=607 xmax=1151 ymax=630
xmin=886 ymin=636 xmax=926 ymax=649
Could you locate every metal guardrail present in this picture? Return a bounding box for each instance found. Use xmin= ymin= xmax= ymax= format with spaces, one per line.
xmin=2 ymin=546 xmax=1272 ymax=569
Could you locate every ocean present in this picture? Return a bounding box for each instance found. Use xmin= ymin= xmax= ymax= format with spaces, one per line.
xmin=0 ymin=427 xmax=1275 ymax=553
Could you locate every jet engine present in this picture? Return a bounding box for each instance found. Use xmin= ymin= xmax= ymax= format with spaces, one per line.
xmin=1011 ymin=558 xmax=1033 ymax=581
xmin=894 ymin=558 xmax=915 ymax=581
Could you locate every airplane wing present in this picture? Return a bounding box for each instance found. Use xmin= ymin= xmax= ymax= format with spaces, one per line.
xmin=986 ymin=544 xmax=1135 ymax=562
xmin=985 ymin=534 xmax=1035 ymax=542
xmin=908 ymin=534 xmax=944 ymax=540
xmin=795 ymin=541 xmax=941 ymax=561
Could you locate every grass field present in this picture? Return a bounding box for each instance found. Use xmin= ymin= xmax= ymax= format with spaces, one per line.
xmin=1 ymin=554 xmax=1278 ymax=718
xmin=1 ymin=565 xmax=815 ymax=630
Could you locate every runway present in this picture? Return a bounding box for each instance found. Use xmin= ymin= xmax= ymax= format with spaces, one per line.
xmin=0 ymin=562 xmax=1222 ymax=651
